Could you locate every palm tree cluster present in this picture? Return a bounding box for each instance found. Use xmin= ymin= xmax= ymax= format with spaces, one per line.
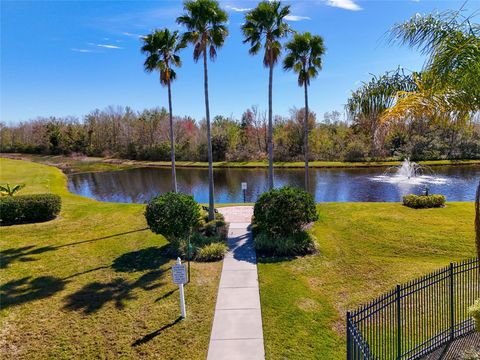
xmin=142 ymin=0 xmax=325 ymax=220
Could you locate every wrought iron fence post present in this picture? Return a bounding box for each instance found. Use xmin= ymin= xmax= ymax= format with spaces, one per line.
xmin=449 ymin=262 xmax=454 ymax=341
xmin=346 ymin=311 xmax=351 ymax=360
xmin=396 ymin=284 xmax=402 ymax=360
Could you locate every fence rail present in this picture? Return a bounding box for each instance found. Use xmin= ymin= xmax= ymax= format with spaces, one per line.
xmin=347 ymin=258 xmax=479 ymax=360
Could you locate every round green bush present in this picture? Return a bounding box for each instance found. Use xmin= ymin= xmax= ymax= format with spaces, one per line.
xmin=253 ymin=186 xmax=318 ymax=237
xmin=195 ymin=242 xmax=228 ymax=262
xmin=0 ymin=194 xmax=61 ymax=225
xmin=145 ymin=192 xmax=200 ymax=239
xmin=403 ymin=194 xmax=446 ymax=209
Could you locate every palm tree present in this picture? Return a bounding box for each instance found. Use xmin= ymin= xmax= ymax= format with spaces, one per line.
xmin=0 ymin=183 xmax=25 ymax=196
xmin=283 ymin=32 xmax=325 ymax=191
xmin=141 ymin=29 xmax=185 ymax=192
xmin=384 ymin=10 xmax=480 ymax=122
xmin=177 ymin=0 xmax=228 ymax=221
xmin=242 ymin=1 xmax=291 ymax=190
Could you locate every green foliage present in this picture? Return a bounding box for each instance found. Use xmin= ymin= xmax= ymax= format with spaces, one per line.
xmin=469 ymin=299 xmax=480 ymax=332
xmin=0 ymin=194 xmax=61 ymax=225
xmin=255 ymin=231 xmax=316 ymax=256
xmin=0 ymin=183 xmax=25 ymax=196
xmin=195 ymin=242 xmax=228 ymax=262
xmin=145 ymin=192 xmax=200 ymax=238
xmin=403 ymin=194 xmax=446 ymax=209
xmin=254 ymin=186 xmax=318 ymax=238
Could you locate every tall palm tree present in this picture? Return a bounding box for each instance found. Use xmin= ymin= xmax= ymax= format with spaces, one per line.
xmin=242 ymin=1 xmax=291 ymax=190
xmin=141 ymin=29 xmax=185 ymax=192
xmin=283 ymin=32 xmax=325 ymax=191
xmin=177 ymin=0 xmax=228 ymax=221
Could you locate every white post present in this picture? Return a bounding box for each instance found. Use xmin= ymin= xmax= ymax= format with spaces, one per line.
xmin=177 ymin=257 xmax=186 ymax=319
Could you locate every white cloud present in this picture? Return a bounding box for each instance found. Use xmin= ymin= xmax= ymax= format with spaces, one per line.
xmin=285 ymin=15 xmax=311 ymax=21
xmin=96 ymin=44 xmax=123 ymax=49
xmin=326 ymin=0 xmax=362 ymax=11
xmin=71 ymin=48 xmax=92 ymax=53
xmin=226 ymin=5 xmax=252 ymax=12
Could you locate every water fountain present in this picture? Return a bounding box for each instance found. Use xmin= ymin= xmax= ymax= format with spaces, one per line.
xmin=371 ymin=158 xmax=448 ymax=186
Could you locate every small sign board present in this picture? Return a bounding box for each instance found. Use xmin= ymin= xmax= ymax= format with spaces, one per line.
xmin=172 ymin=264 xmax=187 ymax=284
xmin=241 ymin=182 xmax=247 ymax=190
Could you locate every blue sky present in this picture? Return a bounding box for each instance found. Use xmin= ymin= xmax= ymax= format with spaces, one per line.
xmin=1 ymin=0 xmax=476 ymax=124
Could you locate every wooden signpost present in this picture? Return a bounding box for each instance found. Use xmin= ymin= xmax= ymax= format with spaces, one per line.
xmin=172 ymin=257 xmax=187 ymax=318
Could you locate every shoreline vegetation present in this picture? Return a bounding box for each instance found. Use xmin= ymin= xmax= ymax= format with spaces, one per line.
xmin=2 ymin=153 xmax=479 ymax=174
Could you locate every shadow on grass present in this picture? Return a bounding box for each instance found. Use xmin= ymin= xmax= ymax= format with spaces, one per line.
xmin=0 ymin=245 xmax=58 ymax=269
xmin=132 ymin=317 xmax=183 ymax=347
xmin=0 ymin=228 xmax=150 ymax=269
xmin=0 ymin=276 xmax=67 ymax=309
xmin=63 ymin=246 xmax=170 ymax=314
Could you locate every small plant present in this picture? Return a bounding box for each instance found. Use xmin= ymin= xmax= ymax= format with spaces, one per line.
xmin=403 ymin=194 xmax=446 ymax=209
xmin=0 ymin=183 xmax=25 ymax=196
xmin=255 ymin=231 xmax=317 ymax=256
xmin=0 ymin=194 xmax=61 ymax=225
xmin=469 ymin=298 xmax=480 ymax=332
xmin=196 ymin=242 xmax=228 ymax=262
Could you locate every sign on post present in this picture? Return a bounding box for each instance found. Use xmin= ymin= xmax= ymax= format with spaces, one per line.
xmin=172 ymin=258 xmax=187 ymax=318
xmin=241 ymin=182 xmax=247 ymax=203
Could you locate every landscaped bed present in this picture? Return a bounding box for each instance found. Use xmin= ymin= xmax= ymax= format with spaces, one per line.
xmin=258 ymin=202 xmax=476 ymax=359
xmin=0 ymin=158 xmax=222 ymax=359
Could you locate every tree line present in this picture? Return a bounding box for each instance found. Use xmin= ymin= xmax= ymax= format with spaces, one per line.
xmin=1 ymin=105 xmax=479 ymax=162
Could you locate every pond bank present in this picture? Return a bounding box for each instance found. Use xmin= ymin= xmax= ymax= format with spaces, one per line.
xmin=2 ymin=153 xmax=479 ymax=174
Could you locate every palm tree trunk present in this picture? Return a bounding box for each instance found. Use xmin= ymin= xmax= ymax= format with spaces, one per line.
xmin=167 ymin=78 xmax=177 ymax=192
xmin=203 ymin=50 xmax=215 ymax=221
xmin=267 ymin=62 xmax=274 ymax=190
xmin=303 ymin=80 xmax=309 ymax=191
xmin=476 ymin=180 xmax=480 ymax=259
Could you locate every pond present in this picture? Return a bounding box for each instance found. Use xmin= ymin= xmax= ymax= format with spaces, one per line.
xmin=67 ymin=164 xmax=479 ymax=204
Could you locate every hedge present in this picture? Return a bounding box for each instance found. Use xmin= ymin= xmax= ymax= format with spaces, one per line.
xmin=0 ymin=194 xmax=61 ymax=225
xmin=403 ymin=194 xmax=446 ymax=209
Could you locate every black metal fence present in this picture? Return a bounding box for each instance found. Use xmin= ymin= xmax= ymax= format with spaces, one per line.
xmin=346 ymin=258 xmax=479 ymax=360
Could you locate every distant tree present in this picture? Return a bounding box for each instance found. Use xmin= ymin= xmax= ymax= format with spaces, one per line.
xmin=141 ymin=28 xmax=185 ymax=192
xmin=283 ymin=32 xmax=325 ymax=190
xmin=242 ymin=1 xmax=291 ymax=190
xmin=177 ymin=0 xmax=228 ymax=221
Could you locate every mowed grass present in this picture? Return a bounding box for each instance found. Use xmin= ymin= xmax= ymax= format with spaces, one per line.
xmin=0 ymin=158 xmax=221 ymax=359
xmin=258 ymin=202 xmax=476 ymax=360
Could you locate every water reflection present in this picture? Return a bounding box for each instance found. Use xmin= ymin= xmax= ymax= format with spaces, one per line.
xmin=68 ymin=165 xmax=480 ymax=204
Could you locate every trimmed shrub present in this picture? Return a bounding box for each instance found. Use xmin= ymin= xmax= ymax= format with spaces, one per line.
xmin=0 ymin=194 xmax=61 ymax=225
xmin=254 ymin=186 xmax=318 ymax=237
xmin=470 ymin=299 xmax=480 ymax=332
xmin=255 ymin=231 xmax=317 ymax=257
xmin=196 ymin=242 xmax=228 ymax=262
xmin=145 ymin=192 xmax=200 ymax=239
xmin=403 ymin=194 xmax=446 ymax=209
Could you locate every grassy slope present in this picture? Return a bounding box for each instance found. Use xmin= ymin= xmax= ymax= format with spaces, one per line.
xmin=3 ymin=153 xmax=479 ymax=173
xmin=0 ymin=158 xmax=221 ymax=359
xmin=258 ymin=202 xmax=476 ymax=360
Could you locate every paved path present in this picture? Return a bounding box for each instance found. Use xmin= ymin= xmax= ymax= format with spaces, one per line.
xmin=207 ymin=206 xmax=265 ymax=360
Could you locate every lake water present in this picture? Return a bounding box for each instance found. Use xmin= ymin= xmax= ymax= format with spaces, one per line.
xmin=67 ymin=165 xmax=479 ymax=204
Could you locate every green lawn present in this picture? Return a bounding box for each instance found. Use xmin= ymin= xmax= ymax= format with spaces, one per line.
xmin=258 ymin=202 xmax=476 ymax=360
xmin=0 ymin=158 xmax=221 ymax=359
xmin=3 ymin=153 xmax=479 ymax=173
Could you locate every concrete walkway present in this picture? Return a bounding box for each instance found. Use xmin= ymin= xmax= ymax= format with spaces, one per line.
xmin=207 ymin=206 xmax=265 ymax=360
